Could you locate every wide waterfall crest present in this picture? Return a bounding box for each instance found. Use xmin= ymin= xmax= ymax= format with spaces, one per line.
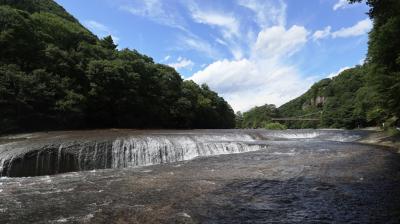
xmin=0 ymin=132 xmax=264 ymax=177
xmin=111 ymin=135 xmax=262 ymax=168
xmin=0 ymin=129 xmax=368 ymax=177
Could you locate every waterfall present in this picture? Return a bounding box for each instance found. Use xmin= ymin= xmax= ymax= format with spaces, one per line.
xmin=0 ymin=129 xmax=367 ymax=177
xmin=0 ymin=133 xmax=264 ymax=177
xmin=110 ymin=136 xmax=262 ymax=168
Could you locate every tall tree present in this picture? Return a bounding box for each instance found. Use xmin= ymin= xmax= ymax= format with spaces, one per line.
xmin=351 ymin=0 xmax=400 ymax=119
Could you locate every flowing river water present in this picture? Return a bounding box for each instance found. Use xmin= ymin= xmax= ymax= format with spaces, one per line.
xmin=0 ymin=129 xmax=399 ymax=223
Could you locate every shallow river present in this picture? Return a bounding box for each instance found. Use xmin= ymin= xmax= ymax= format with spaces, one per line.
xmin=0 ymin=129 xmax=399 ymax=223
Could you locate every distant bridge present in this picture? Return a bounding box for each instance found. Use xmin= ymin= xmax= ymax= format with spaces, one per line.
xmin=271 ymin=111 xmax=322 ymax=122
xmin=271 ymin=118 xmax=319 ymax=121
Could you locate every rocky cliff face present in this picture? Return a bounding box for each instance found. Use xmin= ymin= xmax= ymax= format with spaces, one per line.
xmin=302 ymin=96 xmax=326 ymax=110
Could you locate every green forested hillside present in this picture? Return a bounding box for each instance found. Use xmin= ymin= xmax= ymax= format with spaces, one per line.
xmin=0 ymin=0 xmax=235 ymax=134
xmin=235 ymin=104 xmax=284 ymax=129
xmin=242 ymin=64 xmax=392 ymax=130
xmin=278 ymin=66 xmax=384 ymax=129
xmin=240 ymin=66 xmax=378 ymax=129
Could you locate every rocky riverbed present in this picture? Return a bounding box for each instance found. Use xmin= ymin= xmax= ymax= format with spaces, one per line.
xmin=0 ymin=129 xmax=399 ymax=223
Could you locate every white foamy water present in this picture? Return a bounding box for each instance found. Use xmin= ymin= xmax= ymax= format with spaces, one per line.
xmin=111 ymin=135 xmax=262 ymax=168
xmin=258 ymin=130 xmax=364 ymax=142
xmin=0 ymin=129 xmax=367 ymax=177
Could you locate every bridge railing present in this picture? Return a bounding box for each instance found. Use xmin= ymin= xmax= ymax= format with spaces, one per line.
xmin=271 ymin=111 xmax=322 ymax=121
xmin=271 ymin=118 xmax=319 ymax=121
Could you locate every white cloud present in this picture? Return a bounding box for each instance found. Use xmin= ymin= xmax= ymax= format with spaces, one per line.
xmin=188 ymin=25 xmax=315 ymax=111
xmin=187 ymin=4 xmax=244 ymax=59
xmin=238 ymin=0 xmax=286 ymax=28
xmin=190 ymin=8 xmax=240 ymax=39
xmin=327 ymin=66 xmax=351 ymax=78
xmin=312 ymin=19 xmax=372 ymax=41
xmin=168 ymin=57 xmax=194 ymax=70
xmin=312 ymin=26 xmax=331 ymax=41
xmin=333 ymin=0 xmax=349 ymax=11
xmin=252 ymin=26 xmax=308 ymax=59
xmin=84 ymin=20 xmax=120 ymax=43
xmin=332 ymin=18 xmax=372 ymax=38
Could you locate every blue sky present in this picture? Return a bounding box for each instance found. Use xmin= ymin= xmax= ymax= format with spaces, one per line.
xmin=55 ymin=0 xmax=371 ymax=111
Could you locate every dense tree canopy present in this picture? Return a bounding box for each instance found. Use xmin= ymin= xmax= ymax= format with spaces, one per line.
xmin=351 ymin=0 xmax=400 ymax=120
xmin=0 ymin=1 xmax=235 ymax=134
xmin=237 ymin=104 xmax=281 ymax=129
xmin=277 ymin=66 xmax=376 ymax=129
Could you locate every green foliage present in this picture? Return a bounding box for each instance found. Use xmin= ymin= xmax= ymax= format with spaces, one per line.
xmin=351 ymin=0 xmax=400 ymax=124
xmin=277 ymin=66 xmax=385 ymax=129
xmin=235 ymin=112 xmax=244 ymax=128
xmin=278 ymin=79 xmax=327 ymax=129
xmin=0 ymin=6 xmax=42 ymax=67
xmin=241 ymin=104 xmax=279 ymax=128
xmin=31 ymin=12 xmax=95 ymax=49
xmin=0 ymin=0 xmax=235 ymax=134
xmin=276 ymin=60 xmax=398 ymax=130
xmin=0 ymin=0 xmax=77 ymax=21
xmin=387 ymin=127 xmax=400 ymax=137
xmin=264 ymin=122 xmax=287 ymax=130
xmin=384 ymin=117 xmax=399 ymax=131
xmin=176 ymin=82 xmax=235 ymax=128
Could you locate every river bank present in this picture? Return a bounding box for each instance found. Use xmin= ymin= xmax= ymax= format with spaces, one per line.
xmin=358 ymin=129 xmax=400 ymax=152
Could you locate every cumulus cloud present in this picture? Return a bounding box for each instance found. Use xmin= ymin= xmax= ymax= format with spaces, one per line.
xmin=312 ymin=18 xmax=372 ymax=41
xmin=252 ymin=26 xmax=308 ymax=59
xmin=168 ymin=57 xmax=194 ymax=70
xmin=189 ymin=25 xmax=315 ymax=111
xmin=84 ymin=20 xmax=120 ymax=43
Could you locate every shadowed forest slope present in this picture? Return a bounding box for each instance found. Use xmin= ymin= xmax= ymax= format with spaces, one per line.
xmin=0 ymin=0 xmax=236 ymax=134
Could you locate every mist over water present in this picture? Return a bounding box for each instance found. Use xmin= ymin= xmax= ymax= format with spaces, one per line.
xmin=0 ymin=129 xmax=399 ymax=223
